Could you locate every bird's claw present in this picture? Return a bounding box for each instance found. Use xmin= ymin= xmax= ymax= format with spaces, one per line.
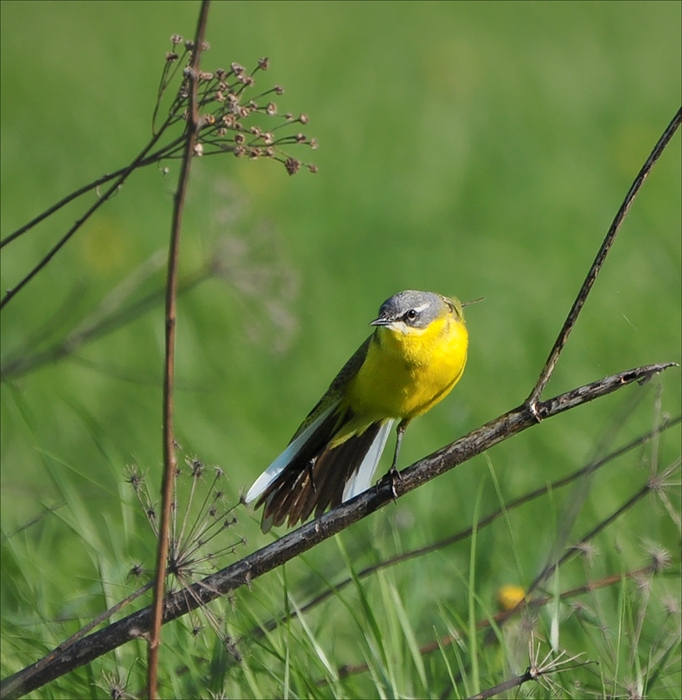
xmin=387 ymin=464 xmax=402 ymax=501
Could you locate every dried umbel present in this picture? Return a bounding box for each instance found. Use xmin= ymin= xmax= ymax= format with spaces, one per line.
xmin=155 ymin=35 xmax=317 ymax=175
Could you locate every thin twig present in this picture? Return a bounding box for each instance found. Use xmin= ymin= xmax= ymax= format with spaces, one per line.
xmin=526 ymin=107 xmax=681 ymax=407
xmin=146 ymin=3 xmax=211 ymax=698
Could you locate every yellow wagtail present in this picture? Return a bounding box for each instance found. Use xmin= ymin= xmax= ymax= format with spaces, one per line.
xmin=245 ymin=290 xmax=469 ymax=531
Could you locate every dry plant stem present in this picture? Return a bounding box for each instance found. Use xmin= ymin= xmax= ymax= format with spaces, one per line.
xmin=147 ymin=3 xmax=210 ymax=698
xmin=0 ymin=361 xmax=674 ymax=699
xmin=527 ymin=107 xmax=682 ymax=407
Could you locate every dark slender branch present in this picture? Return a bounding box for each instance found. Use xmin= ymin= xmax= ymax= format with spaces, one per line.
xmin=527 ymin=107 xmax=682 ymax=406
xmin=0 ymin=361 xmax=675 ymax=699
xmin=147 ymin=3 xmax=210 ymax=698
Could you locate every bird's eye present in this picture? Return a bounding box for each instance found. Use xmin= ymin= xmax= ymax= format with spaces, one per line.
xmin=405 ymin=308 xmax=418 ymax=323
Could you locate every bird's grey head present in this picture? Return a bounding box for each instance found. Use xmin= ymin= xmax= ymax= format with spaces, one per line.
xmin=370 ymin=290 xmax=453 ymax=330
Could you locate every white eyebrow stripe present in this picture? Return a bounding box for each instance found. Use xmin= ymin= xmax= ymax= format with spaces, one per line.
xmin=412 ymin=303 xmax=430 ymax=313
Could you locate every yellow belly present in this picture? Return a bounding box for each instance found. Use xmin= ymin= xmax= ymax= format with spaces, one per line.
xmin=345 ymin=315 xmax=468 ymax=423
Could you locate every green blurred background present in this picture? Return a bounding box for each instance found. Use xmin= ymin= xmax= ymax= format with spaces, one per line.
xmin=1 ymin=0 xmax=680 ymax=689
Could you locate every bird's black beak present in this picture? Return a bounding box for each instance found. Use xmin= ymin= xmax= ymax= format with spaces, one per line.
xmin=369 ymin=316 xmax=391 ymax=327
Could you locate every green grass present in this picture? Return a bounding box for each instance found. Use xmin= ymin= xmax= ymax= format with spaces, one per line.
xmin=1 ymin=1 xmax=680 ymax=698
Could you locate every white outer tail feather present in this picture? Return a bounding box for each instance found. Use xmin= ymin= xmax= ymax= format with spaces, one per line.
xmin=245 ymin=406 xmax=395 ymax=507
xmin=244 ymin=404 xmax=337 ymax=504
xmin=342 ymin=419 xmax=394 ymax=502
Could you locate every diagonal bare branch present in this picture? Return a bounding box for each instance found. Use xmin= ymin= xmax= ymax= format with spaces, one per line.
xmin=527 ymin=107 xmax=681 ymax=407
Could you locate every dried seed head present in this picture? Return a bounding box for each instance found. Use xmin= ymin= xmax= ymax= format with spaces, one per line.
xmin=126 ymin=465 xmax=143 ymax=491
xmin=661 ymin=594 xmax=680 ymax=616
xmin=266 ymin=102 xmax=278 ymax=116
xmin=298 ymin=113 xmax=309 ymax=124
xmin=574 ymin=540 xmax=599 ymax=562
xmin=262 ymin=132 xmax=274 ymax=145
xmin=274 ymin=85 xmax=284 ymax=95
xmin=647 ymin=544 xmax=672 ymax=572
xmin=188 ymin=457 xmax=205 ymax=477
xmin=200 ymin=41 xmax=210 ymax=52
xmin=231 ymin=62 xmax=245 ymax=74
xmin=166 ymin=52 xmax=179 ymax=62
xmin=258 ymin=57 xmax=270 ymax=70
xmin=285 ymin=157 xmax=301 ymax=175
xmin=309 ymin=138 xmax=319 ymax=150
xmin=234 ymin=133 xmax=245 ymax=145
xmin=170 ymin=34 xmax=183 ymax=45
xmin=128 ymin=563 xmax=145 ymax=579
xmin=308 ymin=164 xmax=319 ymax=173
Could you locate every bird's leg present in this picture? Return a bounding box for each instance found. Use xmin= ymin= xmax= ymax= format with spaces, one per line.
xmin=384 ymin=420 xmax=408 ymax=500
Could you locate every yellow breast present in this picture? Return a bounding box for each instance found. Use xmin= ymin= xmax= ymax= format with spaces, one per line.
xmin=345 ymin=313 xmax=468 ymax=422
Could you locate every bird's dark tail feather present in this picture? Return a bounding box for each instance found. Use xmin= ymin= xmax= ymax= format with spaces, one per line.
xmin=258 ymin=418 xmax=382 ymax=530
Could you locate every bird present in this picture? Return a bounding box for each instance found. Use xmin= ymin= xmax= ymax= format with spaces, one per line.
xmin=245 ymin=290 xmax=469 ymax=532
